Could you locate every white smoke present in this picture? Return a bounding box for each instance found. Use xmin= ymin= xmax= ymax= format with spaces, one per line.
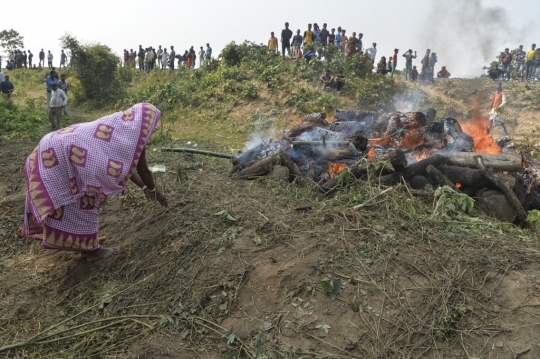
xmin=421 ymin=0 xmax=525 ymax=77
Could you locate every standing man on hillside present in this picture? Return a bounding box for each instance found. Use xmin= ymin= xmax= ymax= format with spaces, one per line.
xmin=533 ymin=49 xmax=540 ymax=81
xmin=292 ymin=30 xmax=303 ymax=49
xmin=390 ymin=49 xmax=399 ymax=77
xmin=169 ymin=46 xmax=176 ymax=70
xmin=356 ymin=33 xmax=363 ymax=53
xmin=47 ymin=51 xmax=53 ymax=69
xmin=525 ymin=44 xmax=536 ymax=80
xmin=39 ymin=49 xmax=45 ymax=67
xmin=303 ymin=24 xmax=314 ymax=47
xmin=281 ymin=22 xmax=293 ymax=58
xmin=268 ymin=32 xmax=278 ymax=55
xmin=313 ymin=24 xmax=321 ymax=43
xmin=488 ymin=82 xmax=509 ymax=135
xmin=28 ymin=50 xmax=33 ymax=68
xmin=340 ymin=29 xmax=348 ymax=53
xmin=334 ymin=27 xmax=342 ymax=48
xmin=48 ymin=83 xmax=68 ymax=130
xmin=57 ymin=74 xmax=69 ymax=116
xmin=402 ymin=49 xmax=416 ymax=80
xmin=46 ymin=70 xmax=58 ymax=111
xmin=320 ymin=24 xmax=329 ymax=47
xmin=346 ymin=32 xmax=357 ymax=57
xmin=420 ymin=49 xmax=431 ymax=82
xmin=137 ymin=46 xmax=145 ymax=71
xmin=60 ymin=50 xmax=67 ymax=69
xmin=156 ymin=46 xmax=163 ymax=69
xmin=514 ymin=45 xmax=526 ymax=79
xmin=366 ymin=42 xmax=377 ymax=62
xmin=161 ymin=48 xmax=168 ymax=69
xmin=199 ymin=46 xmax=205 ymax=67
xmin=500 ymin=48 xmax=512 ymax=81
xmin=206 ymin=43 xmax=212 ymax=61
xmin=328 ymin=28 xmax=336 ymax=46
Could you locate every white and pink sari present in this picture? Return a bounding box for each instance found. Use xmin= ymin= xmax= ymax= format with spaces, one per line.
xmin=22 ymin=103 xmax=160 ymax=251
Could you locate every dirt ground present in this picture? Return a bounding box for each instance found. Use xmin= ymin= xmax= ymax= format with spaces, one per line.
xmin=2 ymin=78 xmax=540 ymax=358
xmin=2 ymin=132 xmax=540 ymax=358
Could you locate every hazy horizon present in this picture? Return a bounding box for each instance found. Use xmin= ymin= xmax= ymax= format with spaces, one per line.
xmin=1 ymin=0 xmax=539 ymax=77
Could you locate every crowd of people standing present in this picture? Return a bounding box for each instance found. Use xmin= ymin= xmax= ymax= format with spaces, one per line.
xmin=123 ymin=43 xmax=213 ymax=71
xmin=489 ymin=44 xmax=540 ymax=81
xmin=267 ymin=22 xmax=449 ymax=84
xmin=0 ymin=49 xmax=70 ymax=71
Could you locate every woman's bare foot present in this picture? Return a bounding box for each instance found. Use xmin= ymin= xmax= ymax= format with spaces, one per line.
xmin=84 ymin=247 xmax=119 ymax=262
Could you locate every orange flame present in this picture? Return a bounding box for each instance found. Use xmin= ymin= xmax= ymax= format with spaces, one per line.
xmin=397 ymin=129 xmax=425 ymax=150
xmin=366 ymin=148 xmax=376 ymax=162
xmin=460 ymin=117 xmax=501 ymax=154
xmin=455 ymin=183 xmax=462 ymax=189
xmin=328 ymin=163 xmax=348 ymax=178
xmin=412 ymin=148 xmax=432 ymax=162
xmin=459 ymin=97 xmax=501 ymax=154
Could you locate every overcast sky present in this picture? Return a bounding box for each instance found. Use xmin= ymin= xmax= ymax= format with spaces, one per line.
xmin=1 ymin=0 xmax=539 ymax=77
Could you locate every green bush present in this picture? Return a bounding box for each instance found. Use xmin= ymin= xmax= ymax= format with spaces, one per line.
xmin=60 ymin=34 xmax=124 ymax=108
xmin=0 ymin=98 xmax=47 ymax=139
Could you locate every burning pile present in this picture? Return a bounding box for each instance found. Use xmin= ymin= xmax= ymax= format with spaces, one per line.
xmin=230 ymin=109 xmax=540 ymax=225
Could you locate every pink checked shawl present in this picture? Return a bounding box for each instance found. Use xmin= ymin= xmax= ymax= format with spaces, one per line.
xmin=22 ymin=103 xmax=160 ymax=246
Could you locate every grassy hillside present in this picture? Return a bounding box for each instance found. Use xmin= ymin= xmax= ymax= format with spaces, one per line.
xmin=2 ymin=43 xmax=540 ymax=358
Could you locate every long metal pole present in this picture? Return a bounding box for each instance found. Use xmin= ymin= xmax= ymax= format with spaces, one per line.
xmin=161 ymin=147 xmax=234 ymax=159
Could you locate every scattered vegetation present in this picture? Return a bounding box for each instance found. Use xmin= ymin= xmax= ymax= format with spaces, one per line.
xmin=60 ymin=34 xmax=124 ymax=108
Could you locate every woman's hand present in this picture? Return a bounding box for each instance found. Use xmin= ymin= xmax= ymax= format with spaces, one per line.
xmin=143 ymin=187 xmax=155 ymax=201
xmin=143 ymin=188 xmax=168 ymax=207
xmin=155 ymin=190 xmax=168 ymax=207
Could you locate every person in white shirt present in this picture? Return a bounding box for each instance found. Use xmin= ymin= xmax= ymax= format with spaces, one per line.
xmin=156 ymin=46 xmax=163 ymax=69
xmin=144 ymin=48 xmax=151 ymax=73
xmin=0 ymin=69 xmax=5 ymax=82
xmin=47 ymin=51 xmax=53 ymax=69
xmin=199 ymin=46 xmax=205 ymax=67
xmin=161 ymin=49 xmax=169 ymax=69
xmin=366 ymin=43 xmax=377 ymax=62
xmin=48 ymin=83 xmax=68 ymax=130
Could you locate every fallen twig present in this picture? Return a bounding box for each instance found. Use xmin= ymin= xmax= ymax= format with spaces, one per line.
xmin=352 ymin=187 xmax=394 ymax=210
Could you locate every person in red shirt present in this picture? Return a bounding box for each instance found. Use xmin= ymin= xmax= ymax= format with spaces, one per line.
xmin=437 ymin=66 xmax=451 ymax=78
xmin=410 ymin=66 xmax=419 ymax=81
xmin=391 ymin=49 xmax=399 ymax=77
xmin=500 ymin=48 xmax=512 ymax=81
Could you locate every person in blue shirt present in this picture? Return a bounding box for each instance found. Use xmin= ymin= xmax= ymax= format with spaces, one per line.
xmin=206 ymin=43 xmax=212 ymax=60
xmin=0 ymin=75 xmax=14 ymax=99
xmin=46 ymin=70 xmax=59 ymax=111
xmin=303 ymin=47 xmax=316 ymax=63
xmin=334 ymin=26 xmax=342 ymax=47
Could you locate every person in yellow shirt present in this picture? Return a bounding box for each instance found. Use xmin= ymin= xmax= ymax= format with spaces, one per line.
xmin=268 ymin=32 xmax=278 ymax=54
xmin=526 ymin=43 xmax=536 ymax=79
xmin=340 ymin=29 xmax=348 ymax=53
xmin=303 ymin=24 xmax=314 ymax=47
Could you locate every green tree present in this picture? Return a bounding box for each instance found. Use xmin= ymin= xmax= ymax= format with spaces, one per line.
xmin=0 ymin=29 xmax=24 ymax=53
xmin=60 ymin=34 xmax=124 ymax=107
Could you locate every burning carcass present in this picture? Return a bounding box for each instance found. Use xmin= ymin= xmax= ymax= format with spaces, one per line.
xmin=227 ymin=108 xmax=537 ymax=225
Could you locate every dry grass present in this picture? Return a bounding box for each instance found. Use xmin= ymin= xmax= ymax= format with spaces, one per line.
xmin=2 ymin=140 xmax=540 ymax=358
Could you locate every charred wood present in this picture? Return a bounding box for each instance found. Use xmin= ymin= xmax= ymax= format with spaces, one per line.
xmin=233 ymin=154 xmax=280 ymax=179
xmin=333 ymin=109 xmax=378 ymax=123
xmin=448 ymin=152 xmax=522 ymax=172
xmin=302 ymin=112 xmax=327 ymax=123
xmin=367 ymin=146 xmax=408 ymax=170
xmin=437 ymin=166 xmax=490 ymax=188
xmin=474 ymin=155 xmax=533 ymax=230
xmin=426 ymin=165 xmax=461 ymax=192
xmin=379 ymin=154 xmax=448 ymax=186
